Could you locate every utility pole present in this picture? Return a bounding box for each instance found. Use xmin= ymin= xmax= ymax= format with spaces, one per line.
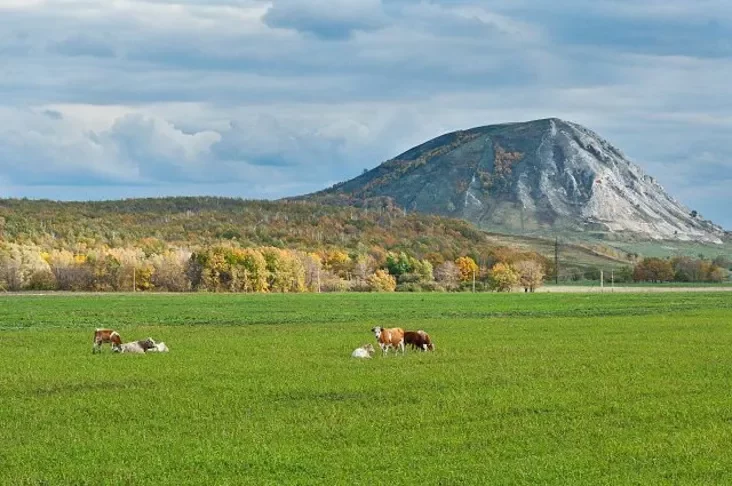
xmin=133 ymin=267 xmax=136 ymax=292
xmin=554 ymin=237 xmax=559 ymax=284
xmin=600 ymin=270 xmax=604 ymax=292
xmin=472 ymin=269 xmax=476 ymax=293
xmin=611 ymin=269 xmax=615 ymax=292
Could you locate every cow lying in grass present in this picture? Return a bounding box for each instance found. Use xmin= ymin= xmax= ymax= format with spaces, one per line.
xmin=146 ymin=341 xmax=169 ymax=353
xmin=93 ymin=329 xmax=122 ymax=354
xmin=115 ymin=338 xmax=157 ymax=354
xmin=404 ymin=330 xmax=435 ymax=352
xmin=371 ymin=326 xmax=405 ymax=355
xmin=351 ymin=343 xmax=375 ymax=359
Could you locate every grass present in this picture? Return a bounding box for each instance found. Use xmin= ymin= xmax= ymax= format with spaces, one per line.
xmin=607 ymin=239 xmax=732 ymax=260
xmin=2 ymin=292 xmax=732 ymax=485
xmin=546 ymin=280 xmax=732 ymax=287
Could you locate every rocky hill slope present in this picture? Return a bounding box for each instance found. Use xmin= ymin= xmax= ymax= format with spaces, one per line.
xmin=308 ymin=118 xmax=724 ymax=243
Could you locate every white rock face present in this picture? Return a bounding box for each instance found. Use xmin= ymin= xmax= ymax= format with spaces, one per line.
xmin=527 ymin=119 xmax=723 ymax=243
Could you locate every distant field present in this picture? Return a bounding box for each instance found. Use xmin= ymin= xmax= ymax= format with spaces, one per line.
xmin=2 ymin=293 xmax=732 ymax=485
xmin=542 ymin=283 xmax=732 ymax=291
xmin=607 ymin=239 xmax=732 ymax=260
xmin=483 ymin=230 xmax=732 ymax=274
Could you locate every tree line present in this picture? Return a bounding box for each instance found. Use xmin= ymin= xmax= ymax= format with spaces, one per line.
xmin=0 ymin=242 xmax=549 ymax=293
xmin=631 ymin=256 xmax=729 ymax=283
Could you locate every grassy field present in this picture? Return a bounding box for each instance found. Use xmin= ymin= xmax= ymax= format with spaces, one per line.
xmin=2 ymin=292 xmax=732 ymax=485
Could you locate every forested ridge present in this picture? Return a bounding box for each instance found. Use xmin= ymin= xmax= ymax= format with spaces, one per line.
xmin=0 ymin=197 xmax=554 ymax=292
xmin=0 ymin=196 xmax=490 ymax=258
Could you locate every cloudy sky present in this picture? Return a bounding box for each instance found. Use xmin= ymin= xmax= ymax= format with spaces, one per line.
xmin=1 ymin=0 xmax=731 ymax=228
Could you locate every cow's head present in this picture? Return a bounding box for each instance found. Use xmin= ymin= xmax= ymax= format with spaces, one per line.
xmin=371 ymin=327 xmax=383 ymax=340
xmin=363 ymin=343 xmax=375 ymax=356
xmin=140 ymin=338 xmax=157 ymax=351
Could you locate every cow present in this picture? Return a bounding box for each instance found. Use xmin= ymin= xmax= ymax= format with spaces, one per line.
xmin=146 ymin=341 xmax=169 ymax=353
xmin=115 ymin=338 xmax=157 ymax=354
xmin=351 ymin=343 xmax=375 ymax=359
xmin=93 ymin=329 xmax=122 ymax=354
xmin=371 ymin=326 xmax=405 ymax=355
xmin=404 ymin=330 xmax=435 ymax=352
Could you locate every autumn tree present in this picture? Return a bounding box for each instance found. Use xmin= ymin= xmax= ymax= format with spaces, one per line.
xmin=434 ymin=261 xmax=460 ymax=290
xmin=488 ymin=262 xmax=519 ymax=292
xmin=367 ymin=269 xmax=396 ymax=292
xmin=46 ymin=249 xmax=93 ymax=291
xmin=260 ymin=247 xmax=306 ymax=292
xmin=0 ymin=243 xmax=51 ymax=290
xmin=230 ymin=248 xmax=269 ymax=292
xmin=513 ymin=260 xmax=545 ymax=292
xmin=633 ymin=258 xmax=674 ymax=283
xmin=321 ymin=249 xmax=352 ymax=279
xmin=299 ymin=252 xmax=323 ymax=292
xmin=455 ymin=256 xmax=478 ymax=282
xmin=150 ymin=249 xmax=191 ymax=292
xmin=414 ymin=259 xmax=434 ymax=283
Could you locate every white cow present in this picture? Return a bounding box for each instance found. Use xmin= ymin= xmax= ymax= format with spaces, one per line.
xmin=116 ymin=338 xmax=156 ymax=354
xmin=146 ymin=341 xmax=169 ymax=353
xmin=351 ymin=343 xmax=375 ymax=359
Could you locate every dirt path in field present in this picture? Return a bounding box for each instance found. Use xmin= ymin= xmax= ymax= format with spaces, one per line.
xmin=538 ymin=286 xmax=732 ymax=293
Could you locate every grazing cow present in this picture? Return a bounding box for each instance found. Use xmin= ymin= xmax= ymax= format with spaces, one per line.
xmin=115 ymin=338 xmax=157 ymax=354
xmin=351 ymin=343 xmax=375 ymax=359
xmin=93 ymin=329 xmax=122 ymax=354
xmin=404 ymin=330 xmax=435 ymax=352
xmin=146 ymin=341 xmax=169 ymax=353
xmin=371 ymin=326 xmax=405 ymax=355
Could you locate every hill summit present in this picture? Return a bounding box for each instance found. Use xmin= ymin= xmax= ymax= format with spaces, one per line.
xmin=309 ymin=118 xmax=724 ymax=243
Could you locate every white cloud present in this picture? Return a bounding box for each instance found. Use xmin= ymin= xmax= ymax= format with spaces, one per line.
xmin=0 ymin=0 xmax=731 ymax=228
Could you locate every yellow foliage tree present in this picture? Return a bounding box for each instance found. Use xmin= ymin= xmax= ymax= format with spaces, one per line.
xmin=488 ymin=262 xmax=519 ymax=292
xmin=231 ymin=248 xmax=269 ymax=292
xmin=321 ymin=249 xmax=351 ymax=278
xmin=367 ymin=269 xmax=396 ymax=292
xmin=455 ymin=256 xmax=478 ymax=282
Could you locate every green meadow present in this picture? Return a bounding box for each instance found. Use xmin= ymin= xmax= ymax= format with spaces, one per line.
xmin=2 ymin=292 xmax=732 ymax=485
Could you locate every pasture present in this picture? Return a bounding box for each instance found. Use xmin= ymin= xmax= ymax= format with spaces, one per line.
xmin=2 ymin=292 xmax=732 ymax=485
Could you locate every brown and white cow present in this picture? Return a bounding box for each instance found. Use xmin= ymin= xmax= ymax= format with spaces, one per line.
xmin=404 ymin=330 xmax=435 ymax=352
xmin=371 ymin=326 xmax=405 ymax=355
xmin=93 ymin=328 xmax=122 ymax=354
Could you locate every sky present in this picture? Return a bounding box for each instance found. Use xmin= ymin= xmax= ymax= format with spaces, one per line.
xmin=1 ymin=0 xmax=731 ymax=229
